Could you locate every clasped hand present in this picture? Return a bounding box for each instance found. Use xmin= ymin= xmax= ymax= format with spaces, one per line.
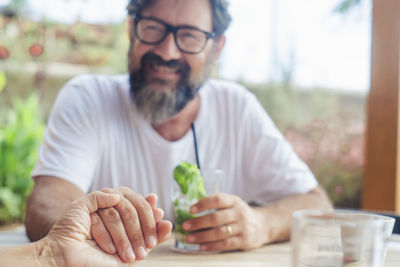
xmin=89 ymin=187 xmax=171 ymax=263
xmin=41 ymin=190 xmax=171 ymax=267
xmin=182 ymin=193 xmax=267 ymax=251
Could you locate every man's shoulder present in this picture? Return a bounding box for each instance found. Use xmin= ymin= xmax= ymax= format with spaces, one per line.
xmin=58 ymin=74 xmax=129 ymax=103
xmin=52 ymin=74 xmax=130 ymax=116
xmin=204 ymin=79 xmax=257 ymax=104
xmin=206 ymin=78 xmax=248 ymax=93
xmin=65 ymin=74 xmax=129 ymax=92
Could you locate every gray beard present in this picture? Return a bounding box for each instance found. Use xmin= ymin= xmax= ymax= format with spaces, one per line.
xmin=133 ymin=81 xmax=187 ymax=126
xmin=130 ymin=53 xmax=214 ymax=126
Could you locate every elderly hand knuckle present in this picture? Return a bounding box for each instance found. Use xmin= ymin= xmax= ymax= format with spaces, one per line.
xmin=120 ymin=206 xmax=137 ymax=220
xmin=130 ymin=226 xmax=145 ymax=242
xmin=91 ymin=213 xmax=102 ymax=225
xmin=136 ymin=200 xmax=151 ymax=211
xmin=101 ymin=208 xmax=120 ymax=222
xmin=96 ymin=231 xmax=112 ymax=243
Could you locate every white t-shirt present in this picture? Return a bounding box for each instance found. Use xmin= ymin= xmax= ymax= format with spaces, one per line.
xmin=32 ymin=74 xmax=317 ymax=220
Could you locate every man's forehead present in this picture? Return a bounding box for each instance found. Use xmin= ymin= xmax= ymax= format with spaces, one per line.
xmin=141 ymin=0 xmax=213 ymax=30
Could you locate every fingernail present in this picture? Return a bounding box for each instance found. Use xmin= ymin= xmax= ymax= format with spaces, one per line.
xmin=108 ymin=243 xmax=116 ymax=253
xmin=125 ymin=247 xmax=135 ymax=261
xmin=136 ymin=246 xmax=147 ymax=258
xmin=191 ymin=206 xmax=198 ymax=213
xmin=158 ymin=208 xmax=164 ymax=218
xmin=183 ymin=222 xmax=191 ymax=230
xmin=155 ymin=208 xmax=164 ymax=221
xmin=147 ymin=235 xmax=157 ymax=248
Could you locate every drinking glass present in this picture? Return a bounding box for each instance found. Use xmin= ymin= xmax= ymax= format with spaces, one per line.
xmin=292 ymin=209 xmax=395 ymax=267
xmin=171 ymin=169 xmax=223 ymax=252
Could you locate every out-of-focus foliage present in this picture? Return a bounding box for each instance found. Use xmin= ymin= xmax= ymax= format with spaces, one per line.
xmin=0 ymin=0 xmax=26 ymax=16
xmin=334 ymin=0 xmax=363 ymax=14
xmin=0 ymin=18 xmax=129 ymax=72
xmin=0 ymin=71 xmax=6 ymax=93
xmin=248 ymin=82 xmax=365 ymax=208
xmin=0 ymin=93 xmax=45 ymax=224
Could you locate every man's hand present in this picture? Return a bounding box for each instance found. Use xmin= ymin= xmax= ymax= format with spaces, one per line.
xmin=182 ymin=193 xmax=267 ymax=251
xmin=90 ymin=187 xmax=165 ymax=262
xmin=38 ymin=191 xmax=172 ymax=267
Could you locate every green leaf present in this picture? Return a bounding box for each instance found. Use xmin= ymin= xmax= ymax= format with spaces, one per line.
xmin=0 ymin=187 xmax=21 ymax=223
xmin=333 ymin=0 xmax=362 ymax=14
xmin=173 ymin=162 xmax=207 ymax=235
xmin=176 ymin=209 xmax=195 ymax=224
xmin=0 ymin=71 xmax=6 ymax=93
xmin=173 ymin=161 xmax=206 ymax=201
xmin=0 ymin=92 xmax=44 ymax=224
xmin=174 ymin=209 xmax=195 ymax=234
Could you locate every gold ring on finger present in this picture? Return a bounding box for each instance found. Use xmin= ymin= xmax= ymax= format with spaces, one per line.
xmin=226 ymin=224 xmax=233 ymax=236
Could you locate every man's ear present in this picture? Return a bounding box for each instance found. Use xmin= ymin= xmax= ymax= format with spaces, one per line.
xmin=211 ymin=35 xmax=226 ymax=64
xmin=128 ymin=17 xmax=134 ymax=34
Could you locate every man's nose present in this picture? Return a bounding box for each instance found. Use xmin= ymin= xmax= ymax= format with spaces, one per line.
xmin=153 ymin=33 xmax=182 ymax=61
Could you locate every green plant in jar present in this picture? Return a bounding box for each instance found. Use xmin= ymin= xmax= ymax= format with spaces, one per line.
xmin=173 ymin=161 xmax=206 ymax=236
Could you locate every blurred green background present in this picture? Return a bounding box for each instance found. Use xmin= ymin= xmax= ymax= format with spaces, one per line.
xmin=0 ymin=0 xmax=366 ymax=225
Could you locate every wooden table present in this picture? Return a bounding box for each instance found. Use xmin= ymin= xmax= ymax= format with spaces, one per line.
xmin=136 ymin=237 xmax=400 ymax=267
xmin=1 ymin=226 xmax=400 ymax=266
xmin=136 ymin=239 xmax=290 ymax=267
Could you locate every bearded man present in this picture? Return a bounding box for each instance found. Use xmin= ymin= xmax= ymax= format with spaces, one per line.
xmin=25 ymin=0 xmax=332 ymax=264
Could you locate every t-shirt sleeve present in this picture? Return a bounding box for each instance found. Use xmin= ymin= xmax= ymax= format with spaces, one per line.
xmin=240 ymin=93 xmax=318 ymax=205
xmin=31 ymin=76 xmax=99 ymax=192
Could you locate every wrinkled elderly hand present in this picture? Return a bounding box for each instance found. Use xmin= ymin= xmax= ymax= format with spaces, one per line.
xmin=37 ymin=191 xmax=172 ymax=267
xmin=182 ymin=193 xmax=265 ymax=251
xmin=90 ymin=187 xmax=167 ymax=262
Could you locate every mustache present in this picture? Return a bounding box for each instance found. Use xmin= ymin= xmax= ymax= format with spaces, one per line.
xmin=140 ymin=52 xmax=190 ymax=74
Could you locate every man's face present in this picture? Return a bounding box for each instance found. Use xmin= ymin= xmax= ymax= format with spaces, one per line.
xmin=128 ymin=0 xmax=222 ymax=125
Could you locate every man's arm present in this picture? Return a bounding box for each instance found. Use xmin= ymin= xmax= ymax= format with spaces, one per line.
xmin=254 ymin=185 xmax=332 ymax=243
xmin=25 ymin=176 xmax=84 ymax=241
xmin=182 ymin=185 xmax=332 ymax=251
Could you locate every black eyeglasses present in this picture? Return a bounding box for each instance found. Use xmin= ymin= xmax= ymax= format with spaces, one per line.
xmin=133 ymin=14 xmax=216 ymax=55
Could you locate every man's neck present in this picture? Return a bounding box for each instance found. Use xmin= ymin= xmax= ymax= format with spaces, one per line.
xmin=153 ymin=94 xmax=201 ymax=141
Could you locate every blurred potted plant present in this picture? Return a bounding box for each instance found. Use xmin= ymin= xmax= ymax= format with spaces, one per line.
xmin=0 ymin=92 xmax=44 ymax=225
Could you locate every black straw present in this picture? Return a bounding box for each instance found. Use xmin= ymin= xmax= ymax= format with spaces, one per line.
xmin=191 ymin=123 xmax=201 ymax=171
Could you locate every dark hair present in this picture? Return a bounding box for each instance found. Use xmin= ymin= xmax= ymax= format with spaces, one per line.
xmin=127 ymin=0 xmax=232 ymax=36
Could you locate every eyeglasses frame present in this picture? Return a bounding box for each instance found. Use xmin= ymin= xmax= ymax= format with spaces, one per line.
xmin=132 ymin=14 xmax=217 ymax=55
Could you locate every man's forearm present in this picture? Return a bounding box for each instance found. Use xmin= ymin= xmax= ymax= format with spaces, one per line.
xmin=25 ymin=176 xmax=84 ymax=241
xmin=25 ymin=198 xmax=66 ymax=241
xmin=256 ymin=186 xmax=333 ymax=244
